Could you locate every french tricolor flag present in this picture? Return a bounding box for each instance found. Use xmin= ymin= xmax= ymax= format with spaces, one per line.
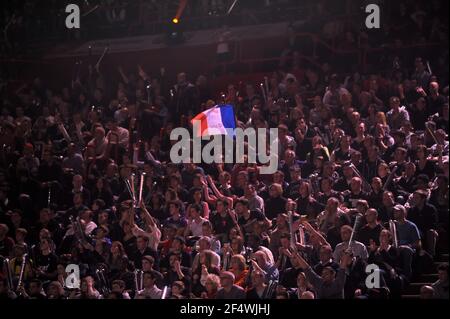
xmin=191 ymin=105 xmax=236 ymax=137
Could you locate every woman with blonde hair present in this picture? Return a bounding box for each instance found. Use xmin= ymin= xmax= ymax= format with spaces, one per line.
xmin=229 ymin=254 xmax=249 ymax=288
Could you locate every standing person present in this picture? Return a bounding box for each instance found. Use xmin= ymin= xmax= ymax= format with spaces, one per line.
xmin=386 ymin=97 xmax=410 ymax=131
xmin=171 ymin=72 xmax=198 ymax=123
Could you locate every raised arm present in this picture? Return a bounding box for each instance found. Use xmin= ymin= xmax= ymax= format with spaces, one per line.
xmin=201 ymin=182 xmax=217 ymax=206
xmin=206 ymin=175 xmax=233 ymax=208
xmin=139 ymin=200 xmax=157 ymax=228
xmin=294 ymin=251 xmax=324 ymax=290
xmin=301 ymin=220 xmax=330 ymax=247
xmin=117 ymin=66 xmax=129 ymax=84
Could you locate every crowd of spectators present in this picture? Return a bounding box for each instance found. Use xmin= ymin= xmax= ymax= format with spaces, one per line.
xmin=0 ymin=0 xmax=448 ymax=301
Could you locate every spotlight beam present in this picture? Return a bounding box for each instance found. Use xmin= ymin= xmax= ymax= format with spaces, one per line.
xmin=174 ymin=0 xmax=188 ymax=22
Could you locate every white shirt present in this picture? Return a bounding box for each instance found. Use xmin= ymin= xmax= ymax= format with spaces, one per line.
xmin=135 ymin=286 xmax=162 ymax=299
xmin=132 ymin=224 xmax=161 ymax=252
xmin=187 ymin=217 xmax=207 ymax=237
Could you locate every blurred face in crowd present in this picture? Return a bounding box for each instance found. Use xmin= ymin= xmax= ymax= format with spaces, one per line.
xmin=356 ymin=122 xmax=365 ymax=136
xmin=371 ymin=177 xmax=382 ymax=192
xmin=11 ymin=211 xmax=22 ymax=226
xmin=321 ymin=179 xmax=332 ymax=193
xmin=318 ymin=245 xmax=332 ymax=264
xmin=137 ymin=237 xmax=147 ymax=251
xmin=389 ymin=97 xmax=401 ymax=111
xmin=234 ymin=202 xmax=245 ymax=215
xmin=378 ymin=164 xmax=389 ymax=178
xmin=299 ymin=182 xmax=309 ymax=197
xmin=340 ymin=227 xmax=352 ymax=242
xmin=39 ymin=209 xmax=50 ymax=224
xmin=112 ymin=282 xmax=124 ymax=294
xmin=111 ymin=242 xmax=122 ymax=255
xmin=73 ymin=175 xmax=83 ymax=189
xmin=236 ymin=173 xmax=248 ymax=187
xmin=241 ymin=178 xmax=252 ymax=194
xmin=273 ymin=172 xmax=284 ymax=184
xmin=169 ymin=203 xmax=180 ymax=216
xmin=98 ymin=211 xmax=109 ymax=225
xmin=93 ymin=126 xmax=104 ymax=141
xmin=251 ymin=271 xmax=265 ymax=287
xmin=285 ymin=150 xmax=295 ymax=163
xmin=297 ymin=118 xmax=307 ymax=131
xmin=382 ymin=192 xmax=394 ymax=207
xmin=169 ymin=254 xmax=180 ymax=268
xmin=219 ymin=274 xmax=233 ymax=288
xmin=29 ymin=281 xmax=42 ymax=296
xmin=416 ymin=97 xmax=426 ymax=110
xmin=40 ymin=238 xmax=50 ymax=251
xmin=189 ymin=207 xmax=200 ymax=220
xmin=340 ymin=136 xmax=350 ymax=150
xmin=365 ymin=209 xmax=378 ymax=224
xmin=415 ymin=58 xmax=425 ymax=72
xmin=246 ymin=84 xmax=255 ymax=97
xmin=393 ymin=207 xmax=405 ymax=220
xmin=394 ymin=148 xmax=406 ymax=162
xmin=411 ymin=192 xmax=426 ymax=207
xmin=290 ymin=168 xmax=301 ymax=181
xmin=350 ymin=178 xmax=362 ymax=193
xmin=205 ymin=277 xmax=218 ymax=294
xmin=297 ymin=273 xmax=306 ymax=288
xmin=47 ymin=283 xmax=62 ymax=298
xmin=177 ymin=73 xmax=187 ymax=85
xmin=405 ymin=163 xmax=416 ymax=177
xmin=216 ymin=201 xmax=226 ymax=214
xmin=143 ymin=273 xmax=155 ymax=288
xmin=380 ymin=230 xmax=391 ymax=246
xmin=202 ymin=224 xmax=212 ymax=236
xmin=142 ymin=258 xmax=153 ymax=272
xmin=326 ymin=198 xmax=339 ymax=213
xmin=321 ymin=267 xmax=336 ymax=284
xmin=198 ymin=237 xmax=210 ymax=251
xmin=219 ymin=172 xmax=230 ymax=185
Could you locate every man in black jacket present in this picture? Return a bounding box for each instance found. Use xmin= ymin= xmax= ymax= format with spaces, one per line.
xmin=408 ymin=190 xmax=439 ymax=257
xmin=171 ymin=73 xmax=198 ymax=123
